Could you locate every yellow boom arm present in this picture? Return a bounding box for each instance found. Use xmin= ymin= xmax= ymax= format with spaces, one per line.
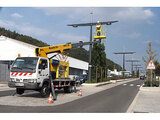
xmin=35 ymin=43 xmax=72 ymax=58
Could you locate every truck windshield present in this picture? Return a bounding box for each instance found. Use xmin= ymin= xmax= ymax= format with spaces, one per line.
xmin=12 ymin=57 xmax=38 ymax=70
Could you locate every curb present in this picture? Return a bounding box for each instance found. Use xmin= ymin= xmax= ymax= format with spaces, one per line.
xmin=82 ymin=81 xmax=111 ymax=87
xmin=0 ymin=81 xmax=8 ymax=87
xmin=140 ymin=86 xmax=160 ymax=92
xmin=82 ymin=78 xmax=137 ymax=87
xmin=0 ymin=84 xmax=8 ymax=87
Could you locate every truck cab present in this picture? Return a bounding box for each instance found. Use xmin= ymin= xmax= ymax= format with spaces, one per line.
xmin=8 ymin=57 xmax=51 ymax=97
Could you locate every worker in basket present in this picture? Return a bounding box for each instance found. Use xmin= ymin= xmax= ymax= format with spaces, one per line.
xmin=96 ymin=21 xmax=102 ymax=36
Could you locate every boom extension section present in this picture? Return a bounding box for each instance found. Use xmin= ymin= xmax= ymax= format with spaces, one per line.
xmin=35 ymin=40 xmax=100 ymax=58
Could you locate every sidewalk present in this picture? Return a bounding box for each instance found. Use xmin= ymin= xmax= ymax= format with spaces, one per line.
xmin=0 ymin=81 xmax=8 ymax=87
xmin=127 ymin=86 xmax=160 ymax=113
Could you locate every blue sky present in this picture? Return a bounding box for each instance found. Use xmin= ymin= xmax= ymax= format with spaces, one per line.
xmin=0 ymin=7 xmax=160 ymax=72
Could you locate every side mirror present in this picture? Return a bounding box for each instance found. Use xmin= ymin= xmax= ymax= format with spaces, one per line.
xmin=8 ymin=61 xmax=12 ymax=70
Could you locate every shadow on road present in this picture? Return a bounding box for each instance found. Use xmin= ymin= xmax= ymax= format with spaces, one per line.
xmin=9 ymin=88 xmax=81 ymax=98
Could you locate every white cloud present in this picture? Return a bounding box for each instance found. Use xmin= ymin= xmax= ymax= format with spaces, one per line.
xmin=52 ymin=32 xmax=88 ymax=43
xmin=0 ymin=19 xmax=15 ymax=28
xmin=126 ymin=32 xmax=141 ymax=39
xmin=0 ymin=19 xmax=49 ymax=37
xmin=11 ymin=13 xmax=23 ymax=18
xmin=114 ymin=8 xmax=154 ymax=21
xmin=0 ymin=19 xmax=87 ymax=44
xmin=37 ymin=7 xmax=155 ymax=23
xmin=17 ymin=25 xmax=49 ymax=36
xmin=144 ymin=40 xmax=151 ymax=44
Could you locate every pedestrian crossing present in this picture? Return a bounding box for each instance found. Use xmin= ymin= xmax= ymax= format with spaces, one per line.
xmin=122 ymin=83 xmax=141 ymax=87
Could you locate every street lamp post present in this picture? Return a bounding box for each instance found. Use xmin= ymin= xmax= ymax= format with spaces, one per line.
xmin=133 ymin=64 xmax=141 ymax=72
xmin=114 ymin=52 xmax=135 ymax=77
xmin=126 ymin=60 xmax=140 ymax=74
xmin=68 ymin=20 xmax=118 ymax=81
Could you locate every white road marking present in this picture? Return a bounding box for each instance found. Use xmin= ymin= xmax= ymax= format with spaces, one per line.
xmin=130 ymin=84 xmax=134 ymax=86
xmin=137 ymin=85 xmax=141 ymax=87
xmin=123 ymin=84 xmax=127 ymax=86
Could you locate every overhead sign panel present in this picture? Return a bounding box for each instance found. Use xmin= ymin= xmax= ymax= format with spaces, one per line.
xmin=147 ymin=60 xmax=155 ymax=69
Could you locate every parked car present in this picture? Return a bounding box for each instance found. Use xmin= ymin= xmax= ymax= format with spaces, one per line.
xmin=140 ymin=75 xmax=145 ymax=80
xmin=76 ymin=74 xmax=87 ymax=84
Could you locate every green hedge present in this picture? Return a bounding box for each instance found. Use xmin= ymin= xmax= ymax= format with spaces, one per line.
xmin=85 ymin=78 xmax=110 ymax=83
xmin=144 ymin=80 xmax=160 ymax=87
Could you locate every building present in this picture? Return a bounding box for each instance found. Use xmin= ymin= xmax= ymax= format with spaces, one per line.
xmin=108 ymin=69 xmax=131 ymax=77
xmin=0 ymin=35 xmax=88 ymax=81
xmin=108 ymin=69 xmax=122 ymax=77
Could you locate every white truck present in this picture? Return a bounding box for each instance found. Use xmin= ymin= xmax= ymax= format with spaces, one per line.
xmin=8 ymin=41 xmax=99 ymax=97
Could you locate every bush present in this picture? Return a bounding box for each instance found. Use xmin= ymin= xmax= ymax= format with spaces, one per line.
xmin=144 ymin=80 xmax=159 ymax=87
xmin=85 ymin=79 xmax=97 ymax=83
xmin=103 ymin=78 xmax=111 ymax=82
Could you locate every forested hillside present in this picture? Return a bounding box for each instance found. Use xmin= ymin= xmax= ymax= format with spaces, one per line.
xmin=0 ymin=27 xmax=48 ymax=47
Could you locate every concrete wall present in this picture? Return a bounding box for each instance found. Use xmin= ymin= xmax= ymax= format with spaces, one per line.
xmin=0 ymin=63 xmax=10 ymax=81
xmin=69 ymin=67 xmax=83 ymax=76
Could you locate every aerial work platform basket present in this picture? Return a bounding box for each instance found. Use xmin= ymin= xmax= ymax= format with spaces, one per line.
xmin=94 ymin=21 xmax=107 ymax=40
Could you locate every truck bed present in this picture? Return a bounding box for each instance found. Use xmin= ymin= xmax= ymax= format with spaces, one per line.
xmin=53 ymin=78 xmax=75 ymax=82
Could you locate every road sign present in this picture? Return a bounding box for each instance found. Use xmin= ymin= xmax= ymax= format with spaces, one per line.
xmin=147 ymin=60 xmax=155 ymax=69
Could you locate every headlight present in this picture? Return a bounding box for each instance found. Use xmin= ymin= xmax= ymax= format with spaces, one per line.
xmin=28 ymin=79 xmax=37 ymax=83
xmin=10 ymin=78 xmax=15 ymax=82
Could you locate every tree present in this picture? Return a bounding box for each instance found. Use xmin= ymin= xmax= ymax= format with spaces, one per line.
xmin=132 ymin=71 xmax=135 ymax=77
xmin=92 ymin=42 xmax=106 ymax=68
xmin=136 ymin=69 xmax=139 ymax=78
xmin=91 ymin=41 xmax=107 ymax=82
xmin=154 ymin=60 xmax=160 ymax=77
xmin=67 ymin=48 xmax=89 ymax=62
xmin=142 ymin=42 xmax=158 ymax=66
xmin=142 ymin=42 xmax=158 ymax=80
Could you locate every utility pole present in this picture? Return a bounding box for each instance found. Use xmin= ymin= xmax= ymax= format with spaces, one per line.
xmin=126 ymin=60 xmax=140 ymax=74
xmin=114 ymin=52 xmax=135 ymax=77
xmin=89 ymin=12 xmax=93 ymax=82
xmin=133 ymin=64 xmax=141 ymax=72
xmin=68 ymin=19 xmax=118 ymax=81
xmin=134 ymin=66 xmax=142 ymax=77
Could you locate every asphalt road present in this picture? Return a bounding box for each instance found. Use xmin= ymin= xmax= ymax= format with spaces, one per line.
xmin=0 ymin=79 xmax=143 ymax=113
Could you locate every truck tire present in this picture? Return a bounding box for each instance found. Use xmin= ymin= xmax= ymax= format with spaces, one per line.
xmin=16 ymin=88 xmax=24 ymax=95
xmin=64 ymin=86 xmax=72 ymax=93
xmin=40 ymin=83 xmax=50 ymax=97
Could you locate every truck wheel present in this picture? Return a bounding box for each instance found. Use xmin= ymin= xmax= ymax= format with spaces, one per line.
xmin=64 ymin=86 xmax=72 ymax=93
xmin=16 ymin=88 xmax=24 ymax=95
xmin=40 ymin=83 xmax=50 ymax=97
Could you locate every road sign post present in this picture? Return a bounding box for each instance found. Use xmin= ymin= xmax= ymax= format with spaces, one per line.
xmin=147 ymin=60 xmax=155 ymax=87
xmin=151 ymin=69 xmax=152 ymax=87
